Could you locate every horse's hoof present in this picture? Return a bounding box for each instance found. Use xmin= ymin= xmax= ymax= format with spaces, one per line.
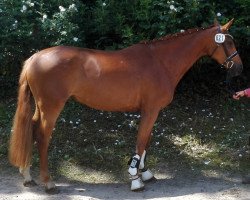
xmin=131 ymin=177 xmax=145 ymax=191
xmin=132 ymin=185 xmax=145 ymax=192
xmin=23 ymin=180 xmax=37 ymax=187
xmin=45 ymin=186 xmax=60 ymax=195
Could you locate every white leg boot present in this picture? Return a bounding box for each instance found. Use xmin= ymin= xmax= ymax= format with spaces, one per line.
xmin=141 ymin=169 xmax=154 ymax=182
xmin=128 ymin=154 xmax=145 ymax=191
xmin=131 ymin=176 xmax=145 ymax=191
xmin=139 ymin=150 xmax=155 ymax=182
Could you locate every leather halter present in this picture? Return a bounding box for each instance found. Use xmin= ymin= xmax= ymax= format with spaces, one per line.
xmin=210 ymin=26 xmax=238 ymax=69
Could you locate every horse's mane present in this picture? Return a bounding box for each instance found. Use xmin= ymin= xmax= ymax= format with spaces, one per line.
xmin=140 ymin=25 xmax=215 ymax=44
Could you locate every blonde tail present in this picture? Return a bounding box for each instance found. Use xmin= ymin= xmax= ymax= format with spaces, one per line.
xmin=9 ymin=61 xmax=33 ymax=168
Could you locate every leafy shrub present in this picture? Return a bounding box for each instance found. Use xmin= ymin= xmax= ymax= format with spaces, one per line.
xmin=0 ymin=0 xmax=86 ymax=97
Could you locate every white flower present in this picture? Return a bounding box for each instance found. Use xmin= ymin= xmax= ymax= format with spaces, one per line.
xmin=59 ymin=6 xmax=66 ymax=12
xmin=73 ymin=37 xmax=78 ymax=42
xmin=42 ymin=14 xmax=47 ymax=21
xmin=170 ymin=5 xmax=175 ymax=10
xmin=169 ymin=4 xmax=177 ymax=12
xmin=103 ymin=2 xmax=106 ymax=6
xmin=61 ymin=31 xmax=67 ymax=35
xmin=217 ymin=12 xmax=222 ymax=17
xmin=21 ymin=5 xmax=27 ymax=12
xmin=129 ymin=120 xmax=135 ymax=127
xmin=204 ymin=160 xmax=211 ymax=165
xmin=69 ymin=3 xmax=77 ymax=11
xmin=12 ymin=23 xmax=17 ymax=29
xmin=69 ymin=3 xmax=75 ymax=8
xmin=180 ymin=29 xmax=185 ymax=33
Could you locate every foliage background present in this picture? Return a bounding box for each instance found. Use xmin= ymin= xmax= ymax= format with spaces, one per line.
xmin=0 ymin=0 xmax=249 ymax=98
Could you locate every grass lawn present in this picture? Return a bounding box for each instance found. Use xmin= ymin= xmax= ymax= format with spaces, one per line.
xmin=0 ymin=92 xmax=249 ymax=182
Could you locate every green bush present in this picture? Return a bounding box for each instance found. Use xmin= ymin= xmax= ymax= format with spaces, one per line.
xmin=0 ymin=0 xmax=87 ymax=97
xmin=0 ymin=0 xmax=249 ymax=98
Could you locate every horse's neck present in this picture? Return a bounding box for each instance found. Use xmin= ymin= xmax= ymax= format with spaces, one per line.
xmin=152 ymin=28 xmax=213 ymax=87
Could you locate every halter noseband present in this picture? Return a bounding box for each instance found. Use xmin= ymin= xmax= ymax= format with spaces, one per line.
xmin=210 ymin=26 xmax=238 ymax=69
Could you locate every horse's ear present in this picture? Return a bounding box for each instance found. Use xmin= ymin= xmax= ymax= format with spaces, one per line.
xmin=222 ymin=18 xmax=234 ymax=31
xmin=214 ymin=18 xmax=219 ymax=26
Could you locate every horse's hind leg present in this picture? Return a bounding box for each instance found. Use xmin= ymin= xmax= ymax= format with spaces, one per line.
xmin=19 ymin=166 xmax=37 ymax=187
xmin=18 ymin=106 xmax=41 ymax=187
xmin=34 ymin=101 xmax=65 ymax=193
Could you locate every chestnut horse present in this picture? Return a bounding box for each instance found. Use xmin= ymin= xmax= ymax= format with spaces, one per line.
xmin=9 ymin=19 xmax=242 ymax=193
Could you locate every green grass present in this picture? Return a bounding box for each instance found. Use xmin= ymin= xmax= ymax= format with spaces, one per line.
xmin=1 ymin=93 xmax=249 ymax=182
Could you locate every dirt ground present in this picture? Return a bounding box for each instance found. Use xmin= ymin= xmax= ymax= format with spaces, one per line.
xmin=1 ymin=162 xmax=250 ymax=200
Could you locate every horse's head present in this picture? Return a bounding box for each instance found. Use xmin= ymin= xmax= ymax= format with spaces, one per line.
xmin=209 ymin=19 xmax=243 ymax=79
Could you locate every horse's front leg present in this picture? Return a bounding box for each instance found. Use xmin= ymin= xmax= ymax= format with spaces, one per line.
xmin=139 ymin=150 xmax=154 ymax=182
xmin=128 ymin=108 xmax=159 ymax=191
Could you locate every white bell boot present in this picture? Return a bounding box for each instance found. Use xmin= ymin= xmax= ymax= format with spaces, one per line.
xmin=141 ymin=169 xmax=154 ymax=182
xmin=131 ymin=176 xmax=145 ymax=191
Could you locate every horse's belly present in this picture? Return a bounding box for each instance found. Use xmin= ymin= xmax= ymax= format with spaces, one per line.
xmin=73 ymin=83 xmax=141 ymax=112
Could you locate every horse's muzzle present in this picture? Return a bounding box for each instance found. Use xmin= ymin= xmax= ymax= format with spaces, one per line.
xmin=226 ymin=63 xmax=243 ymax=79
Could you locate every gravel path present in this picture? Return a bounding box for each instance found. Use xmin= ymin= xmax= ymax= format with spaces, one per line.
xmin=1 ymin=165 xmax=250 ymax=200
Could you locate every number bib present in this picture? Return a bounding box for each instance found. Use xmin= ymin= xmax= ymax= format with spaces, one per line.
xmin=215 ymin=33 xmax=225 ymax=43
